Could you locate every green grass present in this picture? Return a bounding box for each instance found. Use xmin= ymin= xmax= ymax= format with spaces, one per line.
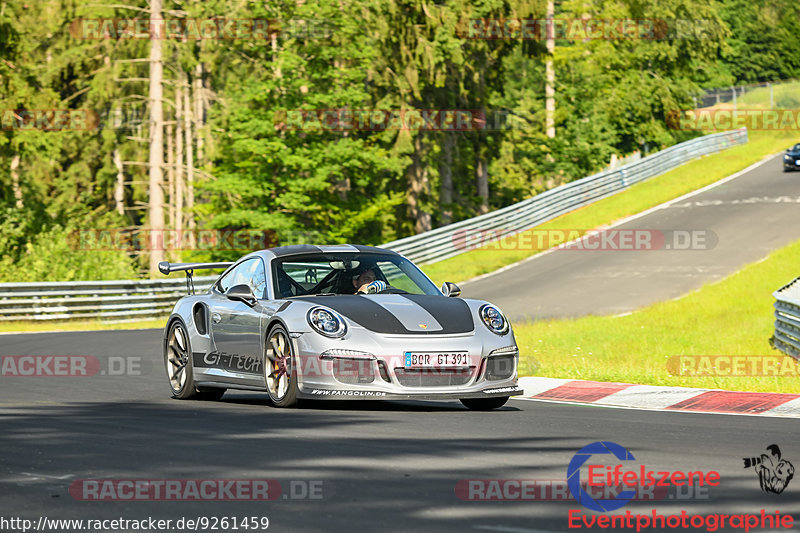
xmin=0 ymin=317 xmax=166 ymax=334
xmin=422 ymin=129 xmax=799 ymax=287
xmin=511 ymin=238 xmax=800 ymax=393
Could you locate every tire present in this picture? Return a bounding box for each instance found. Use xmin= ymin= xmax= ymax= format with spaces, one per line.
xmin=264 ymin=324 xmax=300 ymax=407
xmin=164 ymin=319 xmax=225 ymax=401
xmin=460 ymin=396 xmax=510 ymax=410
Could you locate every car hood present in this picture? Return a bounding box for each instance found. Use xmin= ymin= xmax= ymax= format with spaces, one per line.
xmin=293 ymin=294 xmax=475 ymax=334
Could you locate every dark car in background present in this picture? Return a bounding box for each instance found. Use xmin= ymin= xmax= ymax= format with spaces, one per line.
xmin=783 ymin=143 xmax=800 ymax=172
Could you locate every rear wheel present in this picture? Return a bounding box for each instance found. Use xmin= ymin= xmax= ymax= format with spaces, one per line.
xmin=165 ymin=320 xmax=198 ymax=399
xmin=460 ymin=396 xmax=510 ymax=410
xmin=265 ymin=325 xmax=300 ymax=407
xmin=165 ymin=320 xmax=225 ymax=400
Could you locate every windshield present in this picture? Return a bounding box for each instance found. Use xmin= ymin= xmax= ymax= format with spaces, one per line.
xmin=272 ymin=253 xmax=440 ymax=297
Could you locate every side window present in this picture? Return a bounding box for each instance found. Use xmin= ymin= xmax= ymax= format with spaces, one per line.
xmin=216 ymin=264 xmax=240 ymax=293
xmin=229 ymin=261 xmax=252 ymax=288
xmin=246 ymin=259 xmax=267 ymax=299
xmin=216 ymin=258 xmax=267 ymax=298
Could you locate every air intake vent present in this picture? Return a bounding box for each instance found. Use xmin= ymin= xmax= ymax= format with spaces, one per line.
xmin=394 ymin=367 xmax=474 ymax=387
xmin=486 ymin=356 xmax=515 ymax=381
xmin=332 ymin=358 xmax=375 ymax=384
xmin=193 ymin=304 xmax=207 ymax=335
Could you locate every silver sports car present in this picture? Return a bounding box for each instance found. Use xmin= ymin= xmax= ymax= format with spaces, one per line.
xmin=160 ymin=244 xmax=521 ymax=410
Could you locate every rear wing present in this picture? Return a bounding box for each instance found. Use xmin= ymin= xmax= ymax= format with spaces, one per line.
xmin=158 ymin=261 xmax=234 ymax=294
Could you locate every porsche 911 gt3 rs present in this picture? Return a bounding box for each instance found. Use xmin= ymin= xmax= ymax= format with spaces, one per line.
xmin=160 ymin=244 xmax=521 ymax=410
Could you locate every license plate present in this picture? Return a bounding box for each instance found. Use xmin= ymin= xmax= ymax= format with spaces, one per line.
xmin=404 ymin=351 xmax=470 ymax=368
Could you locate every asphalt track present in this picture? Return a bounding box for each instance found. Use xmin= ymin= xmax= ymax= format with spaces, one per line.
xmin=4 ymin=153 xmax=800 ymax=533
xmin=2 ymin=330 xmax=800 ymax=532
xmin=464 ymin=154 xmax=800 ymax=320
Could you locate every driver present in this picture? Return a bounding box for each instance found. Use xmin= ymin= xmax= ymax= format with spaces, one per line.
xmin=352 ymin=266 xmax=387 ymax=294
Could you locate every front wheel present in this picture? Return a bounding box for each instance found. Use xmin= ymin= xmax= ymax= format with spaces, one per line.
xmin=460 ymin=396 xmax=510 ymax=410
xmin=265 ymin=325 xmax=300 ymax=407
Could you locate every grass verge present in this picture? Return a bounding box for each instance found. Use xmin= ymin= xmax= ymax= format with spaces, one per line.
xmin=423 ymin=129 xmax=798 ymax=287
xmin=512 ymin=237 xmax=800 ymax=393
xmin=0 ymin=317 xmax=166 ymax=334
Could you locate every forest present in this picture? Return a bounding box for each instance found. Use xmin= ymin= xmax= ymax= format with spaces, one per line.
xmin=1 ymin=0 xmax=799 ymax=279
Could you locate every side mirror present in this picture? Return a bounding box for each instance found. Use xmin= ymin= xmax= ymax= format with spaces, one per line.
xmin=226 ymin=284 xmax=257 ymax=307
xmin=441 ymin=282 xmax=461 ymax=298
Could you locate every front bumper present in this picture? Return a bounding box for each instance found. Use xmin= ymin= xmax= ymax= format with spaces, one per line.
xmin=291 ymin=325 xmax=521 ymax=401
xmin=784 ymin=156 xmax=800 ymax=170
xmin=298 ymin=384 xmax=523 ymax=401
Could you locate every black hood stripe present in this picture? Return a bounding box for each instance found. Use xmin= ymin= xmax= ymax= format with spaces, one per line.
xmin=294 ymin=294 xmax=474 ymax=334
xmin=399 ymin=294 xmax=474 ymax=333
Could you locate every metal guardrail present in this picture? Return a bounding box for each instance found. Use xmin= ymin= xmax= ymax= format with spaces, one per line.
xmin=383 ymin=128 xmax=748 ymax=265
xmin=0 ymin=129 xmax=747 ymax=322
xmin=0 ymin=276 xmax=217 ymax=323
xmin=773 ymin=278 xmax=800 ymax=359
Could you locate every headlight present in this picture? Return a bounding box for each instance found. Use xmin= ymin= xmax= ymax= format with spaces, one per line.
xmin=480 ymin=304 xmax=509 ymax=335
xmin=785 ymin=154 xmax=791 ymax=160
xmin=307 ymin=307 xmax=347 ymax=338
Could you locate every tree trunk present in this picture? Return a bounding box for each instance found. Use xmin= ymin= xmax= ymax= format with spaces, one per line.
xmin=407 ymin=135 xmax=431 ymax=234
xmin=183 ymin=71 xmax=196 ymax=240
xmin=271 ymin=31 xmax=281 ymax=79
xmin=10 ymin=154 xmax=22 ymax=208
xmin=166 ymin=122 xmax=175 ymax=229
xmin=439 ymin=133 xmax=454 ymax=225
xmin=147 ymin=0 xmax=165 ymax=275
xmin=113 ymin=148 xmax=125 ymax=216
xmin=476 ymin=152 xmax=489 ymax=215
xmin=194 ymin=62 xmax=204 ymax=165
xmin=545 ymin=0 xmax=555 ymax=139
xmin=175 ymin=74 xmax=184 ymax=236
